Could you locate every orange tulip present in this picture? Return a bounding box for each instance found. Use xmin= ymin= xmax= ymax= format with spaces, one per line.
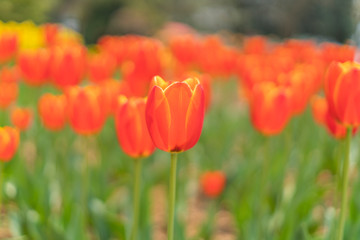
xmin=50 ymin=44 xmax=87 ymax=88
xmin=0 ymin=67 xmax=18 ymax=109
xmin=0 ymin=126 xmax=20 ymax=162
xmin=66 ymin=85 xmax=106 ymax=135
xmin=10 ymin=107 xmax=32 ymax=131
xmin=0 ymin=81 xmax=18 ymax=109
xmin=145 ymin=76 xmax=205 ymax=153
xmin=115 ymin=96 xmax=155 ymax=158
xmin=18 ymin=48 xmax=51 ymax=86
xmin=88 ymin=51 xmax=117 ymax=84
xmin=324 ymin=61 xmax=360 ymax=127
xmin=311 ymin=96 xmax=351 ymax=139
xmin=38 ymin=93 xmax=67 ymax=131
xmin=250 ymin=82 xmax=292 ymax=135
xmin=0 ymin=32 xmax=18 ymax=63
xmin=200 ymin=171 xmax=226 ymax=198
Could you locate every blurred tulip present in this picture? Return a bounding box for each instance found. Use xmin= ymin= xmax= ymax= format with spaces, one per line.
xmin=250 ymin=82 xmax=292 ymax=135
xmin=88 ymin=51 xmax=117 ymax=84
xmin=145 ymin=76 xmax=205 ymax=152
xmin=42 ymin=23 xmax=59 ymax=46
xmin=0 ymin=32 xmax=18 ymax=63
xmin=115 ymin=96 xmax=155 ymax=158
xmin=0 ymin=126 xmax=20 ymax=161
xmin=50 ymin=44 xmax=87 ymax=88
xmin=200 ymin=171 xmax=226 ymax=198
xmin=0 ymin=68 xmax=18 ymax=109
xmin=38 ymin=93 xmax=67 ymax=131
xmin=324 ymin=61 xmax=360 ymax=127
xmin=11 ymin=107 xmax=32 ymax=131
xmin=66 ymin=85 xmax=106 ymax=135
xmin=311 ymin=96 xmax=351 ymax=139
xmin=18 ymin=48 xmax=51 ymax=86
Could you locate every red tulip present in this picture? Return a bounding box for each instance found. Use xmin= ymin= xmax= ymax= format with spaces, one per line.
xmin=0 ymin=32 xmax=18 ymax=63
xmin=145 ymin=76 xmax=205 ymax=152
xmin=10 ymin=107 xmax=32 ymax=131
xmin=250 ymin=82 xmax=292 ymax=135
xmin=200 ymin=171 xmax=226 ymax=198
xmin=0 ymin=126 xmax=20 ymax=162
xmin=50 ymin=44 xmax=87 ymax=88
xmin=115 ymin=96 xmax=155 ymax=158
xmin=88 ymin=51 xmax=117 ymax=84
xmin=311 ymin=96 xmax=351 ymax=139
xmin=324 ymin=61 xmax=360 ymax=127
xmin=38 ymin=93 xmax=68 ymax=131
xmin=66 ymin=85 xmax=106 ymax=135
xmin=18 ymin=48 xmax=51 ymax=86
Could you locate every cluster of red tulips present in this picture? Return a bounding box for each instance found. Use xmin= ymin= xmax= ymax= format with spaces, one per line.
xmin=0 ymin=20 xmax=359 ymax=239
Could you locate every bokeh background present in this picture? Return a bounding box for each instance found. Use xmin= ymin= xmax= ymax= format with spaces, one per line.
xmin=0 ymin=0 xmax=358 ymax=43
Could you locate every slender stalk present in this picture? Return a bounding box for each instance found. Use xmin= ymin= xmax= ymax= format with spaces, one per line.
xmin=168 ymin=153 xmax=178 ymax=240
xmin=336 ymin=128 xmax=352 ymax=240
xmin=130 ymin=158 xmax=142 ymax=240
xmin=0 ymin=162 xmax=3 ymax=219
xmin=81 ymin=137 xmax=89 ymax=233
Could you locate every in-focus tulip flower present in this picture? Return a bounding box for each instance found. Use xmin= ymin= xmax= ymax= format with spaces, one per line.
xmin=200 ymin=171 xmax=226 ymax=198
xmin=250 ymin=82 xmax=292 ymax=135
xmin=18 ymin=48 xmax=51 ymax=86
xmin=324 ymin=61 xmax=360 ymax=127
xmin=145 ymin=76 xmax=205 ymax=153
xmin=10 ymin=107 xmax=32 ymax=131
xmin=115 ymin=96 xmax=155 ymax=158
xmin=66 ymin=85 xmax=106 ymax=135
xmin=0 ymin=126 xmax=20 ymax=162
xmin=38 ymin=93 xmax=67 ymax=131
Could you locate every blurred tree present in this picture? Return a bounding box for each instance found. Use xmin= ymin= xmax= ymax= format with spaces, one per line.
xmin=0 ymin=0 xmax=58 ymax=23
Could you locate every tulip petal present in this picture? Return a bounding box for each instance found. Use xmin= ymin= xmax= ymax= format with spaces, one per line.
xmin=146 ymin=86 xmax=171 ymax=151
xmin=184 ymin=84 xmax=205 ymax=150
xmin=164 ymin=82 xmax=193 ymax=152
xmin=336 ymin=68 xmax=360 ymax=126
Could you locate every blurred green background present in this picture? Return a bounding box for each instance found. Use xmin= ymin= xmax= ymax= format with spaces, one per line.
xmin=0 ymin=0 xmax=356 ymax=43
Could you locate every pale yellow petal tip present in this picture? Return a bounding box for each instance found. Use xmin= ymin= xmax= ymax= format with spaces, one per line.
xmin=183 ymin=77 xmax=200 ymax=91
xmin=153 ymin=76 xmax=168 ymax=90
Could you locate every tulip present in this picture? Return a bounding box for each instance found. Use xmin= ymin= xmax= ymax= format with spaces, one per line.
xmin=200 ymin=171 xmax=226 ymax=198
xmin=0 ymin=126 xmax=19 ymax=162
xmin=10 ymin=107 xmax=32 ymax=131
xmin=115 ymin=96 xmax=155 ymax=158
xmin=0 ymin=32 xmax=18 ymax=63
xmin=324 ymin=61 xmax=360 ymax=127
xmin=145 ymin=76 xmax=205 ymax=153
xmin=145 ymin=76 xmax=205 ymax=240
xmin=249 ymin=82 xmax=292 ymax=136
xmin=88 ymin=51 xmax=117 ymax=84
xmin=18 ymin=48 xmax=51 ymax=86
xmin=66 ymin=85 xmax=106 ymax=135
xmin=0 ymin=81 xmax=18 ymax=109
xmin=311 ymin=96 xmax=351 ymax=139
xmin=38 ymin=93 xmax=67 ymax=131
xmin=50 ymin=44 xmax=87 ymax=88
xmin=115 ymin=96 xmax=155 ymax=240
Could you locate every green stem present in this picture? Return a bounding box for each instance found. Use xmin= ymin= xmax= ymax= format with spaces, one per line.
xmin=168 ymin=153 xmax=178 ymax=240
xmin=81 ymin=137 xmax=89 ymax=235
xmin=0 ymin=162 xmax=3 ymax=220
xmin=336 ymin=128 xmax=352 ymax=240
xmin=130 ymin=158 xmax=142 ymax=240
